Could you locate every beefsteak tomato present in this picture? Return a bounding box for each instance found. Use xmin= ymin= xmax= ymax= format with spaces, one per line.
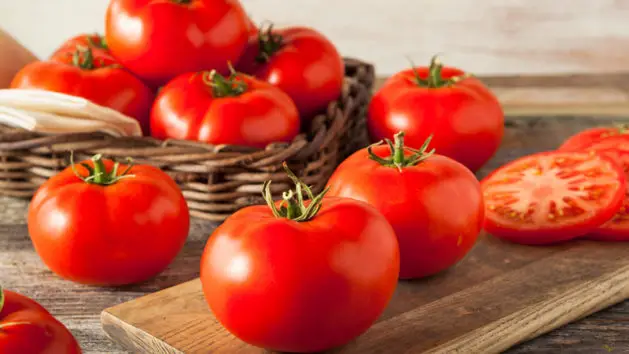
xmin=0 ymin=287 xmax=81 ymax=354
xmin=50 ymin=33 xmax=112 ymax=63
xmin=327 ymin=132 xmax=484 ymax=279
xmin=150 ymin=69 xmax=300 ymax=148
xmin=27 ymin=154 xmax=190 ymax=286
xmin=11 ymin=47 xmax=154 ymax=135
xmin=105 ymin=0 xmax=250 ymax=86
xmin=236 ymin=25 xmax=344 ymax=121
xmin=368 ymin=56 xmax=504 ymax=172
xmin=200 ymin=163 xmax=400 ymax=352
xmin=481 ymin=151 xmax=626 ymax=245
xmin=558 ymin=124 xmax=629 ymax=152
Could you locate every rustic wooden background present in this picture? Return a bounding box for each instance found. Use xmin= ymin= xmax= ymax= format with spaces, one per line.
xmin=1 ymin=0 xmax=629 ymax=76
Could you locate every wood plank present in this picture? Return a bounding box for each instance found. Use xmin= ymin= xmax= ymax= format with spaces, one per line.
xmin=101 ymin=116 xmax=629 ymax=353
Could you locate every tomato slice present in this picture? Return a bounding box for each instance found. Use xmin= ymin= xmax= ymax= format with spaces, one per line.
xmin=582 ymin=149 xmax=629 ymax=241
xmin=481 ymin=151 xmax=625 ymax=245
xmin=558 ymin=126 xmax=628 ymax=152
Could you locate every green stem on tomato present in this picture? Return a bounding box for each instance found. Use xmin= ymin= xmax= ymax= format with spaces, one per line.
xmin=409 ymin=55 xmax=472 ymax=88
xmin=171 ymin=0 xmax=192 ymax=4
xmin=262 ymin=162 xmax=329 ymax=222
xmin=201 ymin=65 xmax=248 ymax=98
xmin=0 ymin=285 xmax=4 ymax=313
xmin=69 ymin=152 xmax=135 ymax=186
xmin=255 ymin=23 xmax=284 ymax=63
xmin=613 ymin=123 xmax=629 ymax=134
xmin=71 ymin=46 xmax=96 ymax=70
xmin=368 ymin=131 xmax=436 ymax=171
xmin=86 ymin=34 xmax=108 ymax=50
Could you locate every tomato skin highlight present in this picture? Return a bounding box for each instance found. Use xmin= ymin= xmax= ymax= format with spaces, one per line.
xmin=0 ymin=289 xmax=82 ymax=354
xmin=105 ymin=0 xmax=250 ymax=87
xmin=367 ymin=64 xmax=504 ymax=172
xmin=150 ymin=71 xmax=300 ymax=148
xmin=200 ymin=197 xmax=400 ymax=352
xmin=10 ymin=56 xmax=154 ymax=135
xmin=27 ymin=157 xmax=190 ymax=286
xmin=236 ymin=26 xmax=344 ymax=121
xmin=482 ymin=151 xmax=626 ymax=245
xmin=326 ymin=145 xmax=483 ymax=279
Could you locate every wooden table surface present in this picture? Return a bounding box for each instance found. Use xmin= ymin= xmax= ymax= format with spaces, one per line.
xmin=5 ymin=73 xmax=629 ymax=354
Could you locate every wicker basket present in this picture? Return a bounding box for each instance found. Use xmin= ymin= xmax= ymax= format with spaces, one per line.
xmin=0 ymin=58 xmax=375 ymax=221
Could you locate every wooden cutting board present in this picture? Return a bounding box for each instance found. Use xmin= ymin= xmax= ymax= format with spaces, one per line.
xmin=101 ymin=115 xmax=629 ymax=354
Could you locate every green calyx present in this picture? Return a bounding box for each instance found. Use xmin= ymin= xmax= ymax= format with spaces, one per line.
xmin=72 ymin=46 xmax=97 ymax=70
xmin=86 ymin=33 xmax=108 ymax=50
xmin=613 ymin=123 xmax=629 ymax=134
xmin=202 ymin=65 xmax=248 ymax=98
xmin=255 ymin=24 xmax=283 ymax=63
xmin=0 ymin=285 xmax=4 ymax=313
xmin=368 ymin=131 xmax=436 ymax=171
xmin=70 ymin=152 xmax=134 ymax=185
xmin=411 ymin=55 xmax=471 ymax=88
xmin=262 ymin=162 xmax=329 ymax=222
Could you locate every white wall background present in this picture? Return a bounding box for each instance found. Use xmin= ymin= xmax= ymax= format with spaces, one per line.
xmin=2 ymin=0 xmax=629 ymax=77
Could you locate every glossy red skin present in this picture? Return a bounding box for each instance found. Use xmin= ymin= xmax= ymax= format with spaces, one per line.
xmin=27 ymin=159 xmax=190 ymax=286
xmin=558 ymin=127 xmax=628 ymax=151
xmin=236 ymin=26 xmax=344 ymax=121
xmin=105 ymin=0 xmax=250 ymax=87
xmin=368 ymin=68 xmax=504 ymax=172
xmin=200 ymin=197 xmax=400 ymax=352
xmin=10 ymin=60 xmax=154 ymax=135
xmin=150 ymin=72 xmax=300 ymax=148
xmin=49 ymin=34 xmax=113 ymax=63
xmin=327 ymin=146 xmax=484 ymax=279
xmin=0 ymin=290 xmax=81 ymax=354
xmin=482 ymin=151 xmax=626 ymax=245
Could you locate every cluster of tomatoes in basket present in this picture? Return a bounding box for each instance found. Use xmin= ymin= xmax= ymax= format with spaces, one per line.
xmin=10 ymin=0 xmax=345 ymax=148
xmin=482 ymin=125 xmax=629 ymax=245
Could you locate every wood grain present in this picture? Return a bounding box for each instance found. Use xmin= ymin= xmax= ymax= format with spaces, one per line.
xmin=101 ymin=116 xmax=629 ymax=354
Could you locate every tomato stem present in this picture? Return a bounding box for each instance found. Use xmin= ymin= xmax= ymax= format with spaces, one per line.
xmin=202 ymin=65 xmax=248 ymax=98
xmin=410 ymin=55 xmax=472 ymax=88
xmin=613 ymin=123 xmax=629 ymax=134
xmin=171 ymin=0 xmax=192 ymax=4
xmin=262 ymin=162 xmax=329 ymax=222
xmin=69 ymin=152 xmax=135 ymax=185
xmin=368 ymin=131 xmax=436 ymax=171
xmin=256 ymin=23 xmax=284 ymax=63
xmin=71 ymin=46 xmax=96 ymax=70
xmin=0 ymin=285 xmax=4 ymax=314
xmin=86 ymin=33 xmax=108 ymax=50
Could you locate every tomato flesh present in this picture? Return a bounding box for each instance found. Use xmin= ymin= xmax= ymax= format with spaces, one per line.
xmin=482 ymin=151 xmax=625 ymax=245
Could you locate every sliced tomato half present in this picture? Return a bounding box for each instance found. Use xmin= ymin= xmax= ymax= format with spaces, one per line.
xmin=481 ymin=151 xmax=626 ymax=245
xmin=558 ymin=125 xmax=629 ymax=152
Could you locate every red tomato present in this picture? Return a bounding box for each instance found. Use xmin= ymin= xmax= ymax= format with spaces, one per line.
xmin=558 ymin=125 xmax=629 ymax=151
xmin=246 ymin=17 xmax=258 ymax=36
xmin=105 ymin=0 xmax=250 ymax=87
xmin=368 ymin=56 xmax=504 ymax=172
xmin=0 ymin=288 xmax=81 ymax=354
xmin=236 ymin=25 xmax=344 ymax=121
xmin=481 ymin=151 xmax=626 ymax=245
xmin=10 ymin=47 xmax=154 ymax=135
xmin=49 ymin=33 xmax=112 ymax=63
xmin=150 ymin=69 xmax=300 ymax=148
xmin=27 ymin=154 xmax=190 ymax=286
xmin=327 ymin=132 xmax=484 ymax=279
xmin=200 ymin=164 xmax=399 ymax=352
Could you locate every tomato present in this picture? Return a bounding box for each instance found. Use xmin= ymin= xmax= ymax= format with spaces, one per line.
xmin=105 ymin=0 xmax=250 ymax=87
xmin=481 ymin=151 xmax=625 ymax=245
xmin=327 ymin=132 xmax=483 ymax=279
xmin=10 ymin=47 xmax=154 ymax=135
xmin=0 ymin=287 xmax=81 ymax=354
xmin=368 ymin=56 xmax=504 ymax=172
xmin=200 ymin=164 xmax=399 ymax=352
xmin=246 ymin=17 xmax=259 ymax=36
xmin=558 ymin=125 xmax=629 ymax=151
xmin=49 ymin=33 xmax=112 ymax=63
xmin=150 ymin=69 xmax=300 ymax=148
xmin=27 ymin=154 xmax=190 ymax=286
xmin=236 ymin=25 xmax=344 ymax=121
